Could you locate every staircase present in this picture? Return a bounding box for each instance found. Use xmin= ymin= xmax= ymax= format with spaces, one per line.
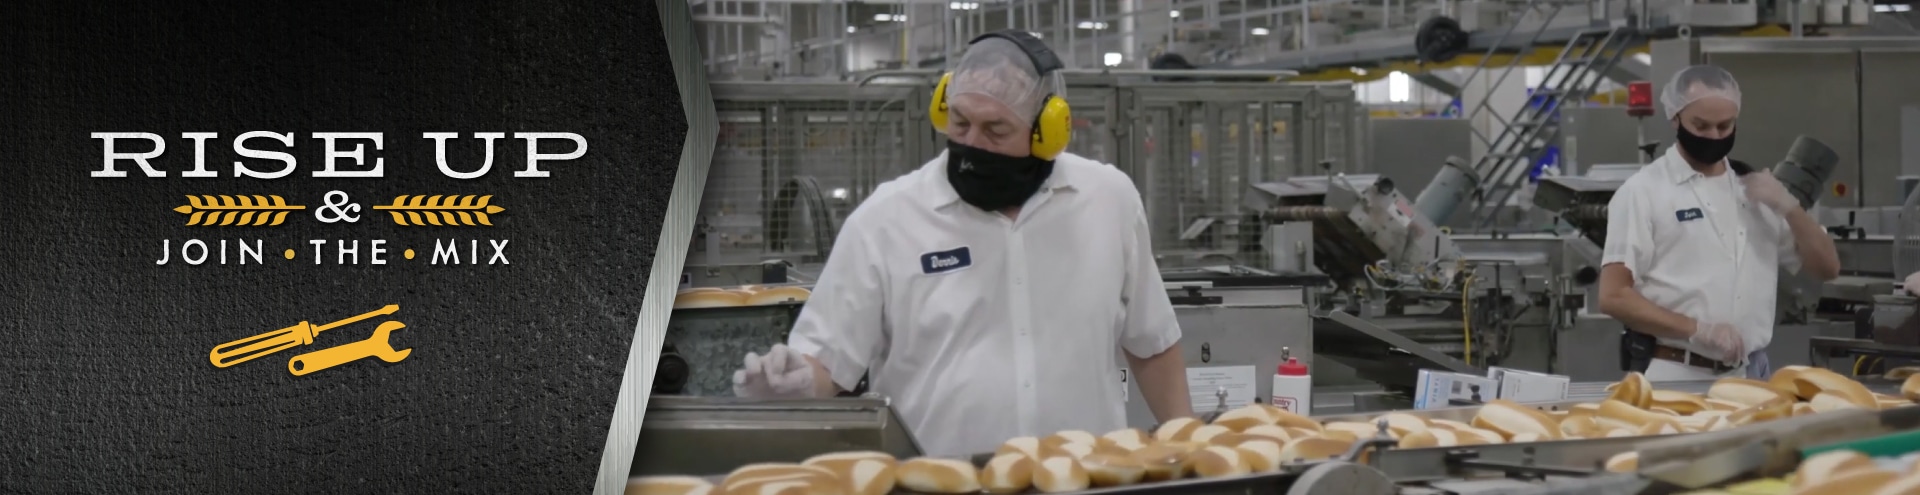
xmin=1456 ymin=12 xmax=1643 ymax=229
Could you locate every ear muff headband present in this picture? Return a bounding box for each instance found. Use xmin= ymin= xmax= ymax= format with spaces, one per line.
xmin=928 ymin=30 xmax=1072 ymax=160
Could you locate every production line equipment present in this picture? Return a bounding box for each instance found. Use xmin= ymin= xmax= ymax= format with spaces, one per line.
xmin=1233 ymin=158 xmax=1564 ymax=392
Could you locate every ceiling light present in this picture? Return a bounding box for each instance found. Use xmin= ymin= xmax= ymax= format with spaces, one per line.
xmin=1170 ymin=10 xmax=1181 ymax=18
xmin=1076 ymin=21 xmax=1108 ymax=30
xmin=1103 ymin=52 xmax=1123 ymax=67
xmin=1251 ymin=27 xmax=1270 ymax=36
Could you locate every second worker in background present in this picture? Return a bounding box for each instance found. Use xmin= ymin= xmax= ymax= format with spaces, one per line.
xmin=729 ymin=30 xmax=1196 ymax=456
xmin=1597 ymin=65 xmax=1841 ymax=382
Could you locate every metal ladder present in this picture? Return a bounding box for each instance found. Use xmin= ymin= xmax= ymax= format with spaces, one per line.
xmin=1458 ymin=23 xmax=1643 ymax=229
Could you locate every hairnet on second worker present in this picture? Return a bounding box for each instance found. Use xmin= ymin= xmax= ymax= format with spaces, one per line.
xmin=1661 ymin=65 xmax=1742 ymax=120
xmin=946 ymin=37 xmax=1065 ymax=125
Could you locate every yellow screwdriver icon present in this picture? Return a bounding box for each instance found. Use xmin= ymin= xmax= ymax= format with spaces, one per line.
xmin=209 ymin=305 xmax=400 ymax=368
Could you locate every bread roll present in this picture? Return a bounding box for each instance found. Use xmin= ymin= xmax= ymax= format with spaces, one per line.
xmin=1159 ymin=440 xmax=1208 ymax=455
xmin=1211 ymin=405 xmax=1278 ymax=431
xmin=1397 ymin=429 xmax=1459 ymax=449
xmin=1904 ymin=374 xmax=1920 ymax=402
xmin=1471 ymin=400 xmax=1561 ymax=441
xmin=978 ymin=454 xmax=1034 ymax=494
xmin=1235 ymin=440 xmax=1285 ymax=473
xmin=1155 ymin=418 xmax=1206 ymax=442
xmin=1042 ymin=442 xmax=1095 ymax=461
xmin=1560 ymin=416 xmax=1603 ymax=438
xmin=1207 ymin=432 xmax=1270 ymax=448
xmin=746 ymin=286 xmax=811 ymax=306
xmin=1728 ymin=399 xmax=1795 ymax=426
xmin=627 ymin=476 xmax=714 ymax=495
xmin=1596 ymin=399 xmax=1671 ymax=429
xmin=1705 ymin=399 xmax=1748 ymax=411
xmin=1605 ymin=428 xmax=1638 ymax=438
xmin=1268 ymin=408 xmax=1322 ymax=431
xmin=1605 ymin=452 xmax=1638 ymax=473
xmin=1188 ymin=425 xmax=1234 ymax=444
xmin=1636 ymin=420 xmax=1682 ymax=436
xmin=1607 ymin=373 xmax=1654 ymax=408
xmin=1283 ymin=427 xmax=1324 ymax=440
xmin=802 ymin=452 xmax=898 ymax=495
xmin=1241 ymin=425 xmax=1293 ymax=443
xmin=1278 ymin=437 xmax=1353 ymax=462
xmin=1792 ymin=450 xmax=1874 ymax=489
xmin=897 ymin=458 xmax=982 ymax=494
xmin=1710 ymin=378 xmax=1794 ymax=407
xmin=1430 ymin=419 xmax=1475 ymax=432
xmin=1043 ymin=431 xmax=1099 ymax=450
xmin=675 ymin=290 xmax=749 ymax=309
xmin=1792 ymin=469 xmax=1898 ymax=495
xmin=1081 ymin=452 xmax=1147 ymax=487
xmin=723 ymin=464 xmax=836 ymax=490
xmin=1324 ymin=421 xmax=1389 ymax=440
xmin=1510 ymin=432 xmax=1549 ymax=443
xmin=1772 ymin=366 xmax=1817 ymax=399
xmin=1313 ymin=430 xmax=1360 ymax=443
xmin=1191 ymin=446 xmax=1252 ymax=478
xmin=1032 ymin=457 xmax=1090 ymax=493
xmin=1792 ymin=368 xmax=1877 ymax=408
xmin=1887 ymin=367 xmax=1920 ymax=381
xmin=1456 ymin=428 xmax=1506 ymax=445
xmin=1104 ymin=428 xmax=1152 ymax=450
xmin=726 ymin=472 xmax=842 ymax=495
xmin=1790 ymin=402 xmax=1817 ymax=416
xmin=1810 ymin=391 xmax=1868 ymax=414
xmin=998 ymin=437 xmax=1043 ymax=460
xmin=1372 ymin=413 xmax=1432 ymax=437
xmin=1131 ymin=444 xmax=1193 ymax=482
xmin=1650 ymin=390 xmax=1711 ymax=415
xmin=1872 ymin=473 xmax=1920 ymax=495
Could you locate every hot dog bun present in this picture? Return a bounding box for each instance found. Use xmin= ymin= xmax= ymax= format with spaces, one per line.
xmin=1872 ymin=473 xmax=1920 ymax=495
xmin=978 ymin=454 xmax=1034 ymax=494
xmin=1372 ymin=413 xmax=1432 ymax=438
xmin=1187 ymin=425 xmax=1234 ymax=444
xmin=1810 ymin=391 xmax=1869 ymax=414
xmin=628 ymin=476 xmax=714 ymax=495
xmin=1904 ymin=374 xmax=1920 ymax=402
xmin=1031 ymin=457 xmax=1090 ymax=493
xmin=1709 ymin=378 xmax=1794 ymax=407
xmin=1397 ymin=429 xmax=1459 ymax=449
xmin=1650 ymin=390 xmax=1710 ymax=415
xmin=802 ymin=452 xmax=898 ymax=495
xmin=746 ymin=286 xmax=811 ymax=306
xmin=675 ymin=290 xmax=749 ymax=309
xmin=897 ymin=458 xmax=982 ymax=494
xmin=1792 ymin=469 xmax=1897 ymax=495
xmin=1131 ymin=444 xmax=1194 ymax=482
xmin=1234 ymin=439 xmax=1285 ymax=473
xmin=1211 ymin=405 xmax=1278 ymax=431
xmin=1081 ymin=453 xmax=1147 ymax=487
xmin=1606 ymin=373 xmax=1654 ymax=408
xmin=1604 ymin=452 xmax=1638 ymax=473
xmin=1155 ymin=418 xmax=1206 ymax=442
xmin=722 ymin=464 xmax=837 ymax=490
xmin=1792 ymin=368 xmax=1877 ymax=408
xmin=1471 ymin=400 xmax=1561 ymax=441
xmin=1240 ymin=425 xmax=1293 ymax=444
xmin=1190 ymin=446 xmax=1252 ymax=478
xmin=1042 ymin=431 xmax=1099 ymax=451
xmin=997 ymin=437 xmax=1043 ymax=460
xmin=1103 ymin=428 xmax=1152 ymax=451
xmin=1278 ymin=437 xmax=1353 ymax=462
xmin=1792 ymin=450 xmax=1875 ymax=489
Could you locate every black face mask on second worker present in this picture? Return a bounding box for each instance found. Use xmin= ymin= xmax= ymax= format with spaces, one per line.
xmin=946 ymin=141 xmax=1055 ymax=212
xmin=1676 ymin=125 xmax=1737 ymax=165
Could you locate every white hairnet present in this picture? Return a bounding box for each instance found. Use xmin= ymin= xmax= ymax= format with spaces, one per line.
xmin=946 ymin=37 xmax=1064 ymax=124
xmin=1661 ymin=65 xmax=1742 ymax=120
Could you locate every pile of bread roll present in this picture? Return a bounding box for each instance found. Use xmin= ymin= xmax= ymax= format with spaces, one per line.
xmin=673 ymin=286 xmax=812 ymax=309
xmin=628 ymin=370 xmax=1920 ymax=495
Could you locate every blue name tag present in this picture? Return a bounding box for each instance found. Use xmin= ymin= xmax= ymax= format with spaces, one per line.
xmin=1675 ymin=208 xmax=1704 ymax=222
xmin=919 ymin=247 xmax=972 ymax=274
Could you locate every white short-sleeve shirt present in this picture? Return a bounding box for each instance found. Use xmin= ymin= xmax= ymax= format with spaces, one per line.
xmin=786 ymin=150 xmax=1183 ymax=457
xmin=1601 ymin=145 xmax=1801 ymax=358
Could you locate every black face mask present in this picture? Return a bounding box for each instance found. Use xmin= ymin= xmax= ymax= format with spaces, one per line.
xmin=1676 ymin=125 xmax=1737 ymax=165
xmin=946 ymin=141 xmax=1054 ymax=212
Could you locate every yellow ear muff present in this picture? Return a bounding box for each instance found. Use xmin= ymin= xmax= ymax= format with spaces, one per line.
xmin=929 ymin=73 xmax=953 ymax=134
xmin=1030 ymin=95 xmax=1071 ymax=160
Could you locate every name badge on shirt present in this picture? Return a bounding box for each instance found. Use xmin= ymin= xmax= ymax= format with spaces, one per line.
xmin=1675 ymin=208 xmax=1705 ymax=222
xmin=919 ymin=247 xmax=973 ymax=275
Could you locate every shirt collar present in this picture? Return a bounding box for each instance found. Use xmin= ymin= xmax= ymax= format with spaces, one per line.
xmin=1660 ymin=145 xmax=1727 ymax=185
xmin=920 ymin=150 xmax=1081 ymax=211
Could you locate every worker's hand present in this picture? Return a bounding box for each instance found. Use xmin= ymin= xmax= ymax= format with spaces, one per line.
xmin=732 ymin=344 xmax=817 ymax=399
xmin=1689 ymin=320 xmax=1748 ymax=363
xmin=1905 ymin=271 xmax=1920 ymax=297
xmin=1741 ymin=170 xmax=1799 ymax=215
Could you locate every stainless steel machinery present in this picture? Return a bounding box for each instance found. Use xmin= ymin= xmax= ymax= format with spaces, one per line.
xmin=632 ymin=396 xmax=923 ymax=477
xmin=1123 ymin=271 xmax=1328 ymax=428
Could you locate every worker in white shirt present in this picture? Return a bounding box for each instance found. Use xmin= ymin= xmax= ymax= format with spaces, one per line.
xmin=729 ymin=30 xmax=1196 ymax=456
xmin=1598 ymin=65 xmax=1841 ymax=382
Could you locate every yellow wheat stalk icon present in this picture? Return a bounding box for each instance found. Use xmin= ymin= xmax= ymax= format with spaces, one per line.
xmin=373 ymin=195 xmax=506 ymax=226
xmin=174 ymin=195 xmax=307 ymax=226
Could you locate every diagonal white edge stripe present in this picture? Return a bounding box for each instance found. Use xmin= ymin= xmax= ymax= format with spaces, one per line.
xmin=592 ymin=0 xmax=718 ymax=492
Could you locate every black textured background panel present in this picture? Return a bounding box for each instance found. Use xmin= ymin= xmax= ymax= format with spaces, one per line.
xmin=0 ymin=1 xmax=683 ymax=493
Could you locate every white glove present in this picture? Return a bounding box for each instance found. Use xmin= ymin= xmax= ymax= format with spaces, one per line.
xmin=1690 ymin=320 xmax=1748 ymax=363
xmin=1905 ymin=271 xmax=1920 ymax=297
xmin=731 ymin=344 xmax=817 ymax=399
xmin=1741 ymin=170 xmax=1799 ymax=215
